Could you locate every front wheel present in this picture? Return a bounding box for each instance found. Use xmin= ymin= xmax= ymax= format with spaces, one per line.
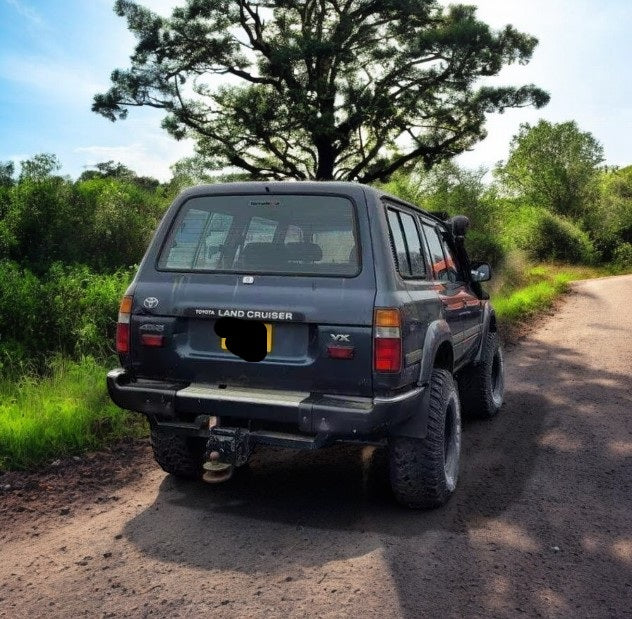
xmin=389 ymin=369 xmax=462 ymax=509
xmin=458 ymin=330 xmax=505 ymax=420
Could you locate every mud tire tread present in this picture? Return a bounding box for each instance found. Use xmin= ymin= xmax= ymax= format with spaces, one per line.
xmin=389 ymin=369 xmax=460 ymax=509
xmin=150 ymin=427 xmax=205 ymax=479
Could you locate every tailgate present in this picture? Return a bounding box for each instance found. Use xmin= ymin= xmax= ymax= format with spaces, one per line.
xmin=130 ymin=275 xmax=375 ymax=396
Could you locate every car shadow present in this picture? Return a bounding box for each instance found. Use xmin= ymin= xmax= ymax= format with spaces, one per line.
xmin=122 ymin=384 xmax=549 ymax=573
xmin=119 ymin=304 xmax=632 ymax=615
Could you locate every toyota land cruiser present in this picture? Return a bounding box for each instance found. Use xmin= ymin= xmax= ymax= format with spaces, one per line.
xmin=107 ymin=182 xmax=504 ymax=509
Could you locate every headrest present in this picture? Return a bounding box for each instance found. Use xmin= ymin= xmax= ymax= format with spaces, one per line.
xmin=348 ymin=246 xmax=357 ymax=262
xmin=285 ymin=242 xmax=323 ymax=263
xmin=241 ymin=243 xmax=288 ymax=269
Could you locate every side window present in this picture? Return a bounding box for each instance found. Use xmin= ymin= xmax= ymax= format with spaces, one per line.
xmin=422 ymin=224 xmax=451 ymax=282
xmin=399 ymin=212 xmax=426 ymax=278
xmin=164 ymin=208 xmax=210 ymax=269
xmin=245 ymin=216 xmax=278 ymax=243
xmin=439 ymin=235 xmax=461 ymax=283
xmin=387 ymin=209 xmax=411 ymax=276
xmin=284 ymin=224 xmax=303 ymax=243
xmin=313 ymin=229 xmax=356 ymax=264
xmin=195 ymin=212 xmax=233 ymax=268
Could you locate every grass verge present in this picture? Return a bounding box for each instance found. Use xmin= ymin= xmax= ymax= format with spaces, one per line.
xmin=0 ymin=356 xmax=146 ymax=471
xmin=492 ymin=263 xmax=609 ymax=326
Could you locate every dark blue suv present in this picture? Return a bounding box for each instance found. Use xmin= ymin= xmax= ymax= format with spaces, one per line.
xmin=107 ymin=182 xmax=504 ymax=509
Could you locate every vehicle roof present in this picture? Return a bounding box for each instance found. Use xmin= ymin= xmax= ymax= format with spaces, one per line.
xmin=177 ymin=181 xmax=446 ymax=227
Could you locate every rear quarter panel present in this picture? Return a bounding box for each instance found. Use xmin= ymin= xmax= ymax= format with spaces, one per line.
xmin=365 ymin=191 xmax=444 ymax=395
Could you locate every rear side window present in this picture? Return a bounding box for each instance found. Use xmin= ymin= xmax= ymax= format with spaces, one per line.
xmin=158 ymin=195 xmax=359 ymax=276
xmin=386 ymin=207 xmax=427 ymax=279
xmin=387 ymin=209 xmax=411 ymax=276
xmin=422 ymin=224 xmax=452 ymax=282
xmin=399 ymin=212 xmax=426 ymax=278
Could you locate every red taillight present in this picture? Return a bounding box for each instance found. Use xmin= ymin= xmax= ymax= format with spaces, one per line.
xmin=116 ymin=295 xmax=133 ymax=354
xmin=374 ymin=338 xmax=402 ymax=372
xmin=374 ymin=308 xmax=402 ymax=372
xmin=116 ymin=323 xmax=130 ymax=354
xmin=141 ymin=333 xmax=164 ymax=347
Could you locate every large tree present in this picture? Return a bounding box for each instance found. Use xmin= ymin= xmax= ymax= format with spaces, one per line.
xmin=496 ymin=120 xmax=604 ymax=218
xmin=94 ymin=0 xmax=549 ymax=182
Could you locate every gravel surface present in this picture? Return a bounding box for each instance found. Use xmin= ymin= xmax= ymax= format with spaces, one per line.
xmin=1 ymin=274 xmax=631 ymax=618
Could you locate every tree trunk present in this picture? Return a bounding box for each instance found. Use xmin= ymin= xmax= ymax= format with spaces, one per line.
xmin=314 ymin=138 xmax=336 ymax=180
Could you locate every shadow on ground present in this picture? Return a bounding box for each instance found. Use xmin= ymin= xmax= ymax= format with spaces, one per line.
xmin=123 ymin=337 xmax=631 ymax=615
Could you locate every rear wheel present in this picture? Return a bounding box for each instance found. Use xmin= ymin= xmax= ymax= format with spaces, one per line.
xmin=150 ymin=426 xmax=205 ymax=479
xmin=458 ymin=330 xmax=504 ymax=419
xmin=389 ymin=369 xmax=461 ymax=509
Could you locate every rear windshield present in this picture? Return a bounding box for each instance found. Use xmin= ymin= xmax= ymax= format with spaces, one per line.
xmin=158 ymin=194 xmax=360 ymax=276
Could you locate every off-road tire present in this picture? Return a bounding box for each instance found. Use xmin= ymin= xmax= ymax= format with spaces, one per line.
xmin=389 ymin=369 xmax=461 ymax=509
xmin=458 ymin=330 xmax=504 ymax=419
xmin=150 ymin=426 xmax=205 ymax=479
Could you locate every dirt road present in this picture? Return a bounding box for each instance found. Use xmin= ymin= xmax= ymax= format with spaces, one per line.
xmin=1 ymin=275 xmax=631 ymax=618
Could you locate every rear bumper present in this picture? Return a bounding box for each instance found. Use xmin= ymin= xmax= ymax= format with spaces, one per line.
xmin=107 ymin=368 xmax=423 ymax=441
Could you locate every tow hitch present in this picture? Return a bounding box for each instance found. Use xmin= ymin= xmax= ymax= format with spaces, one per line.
xmin=203 ymin=427 xmax=252 ymax=484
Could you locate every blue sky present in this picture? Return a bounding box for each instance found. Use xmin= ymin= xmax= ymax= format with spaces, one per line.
xmin=0 ymin=0 xmax=631 ymax=181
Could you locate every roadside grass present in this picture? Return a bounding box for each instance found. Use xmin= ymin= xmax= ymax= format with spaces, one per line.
xmin=0 ymin=356 xmax=146 ymax=471
xmin=492 ymin=263 xmax=610 ymax=325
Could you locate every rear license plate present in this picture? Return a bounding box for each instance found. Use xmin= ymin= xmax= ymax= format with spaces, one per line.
xmin=221 ymin=323 xmax=273 ymax=353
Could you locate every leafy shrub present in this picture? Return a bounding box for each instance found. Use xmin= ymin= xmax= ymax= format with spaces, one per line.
xmin=0 ymin=158 xmax=167 ymax=274
xmin=0 ymin=260 xmax=45 ymax=369
xmin=465 ymin=230 xmax=506 ymax=267
xmin=0 ymin=260 xmax=133 ymax=373
xmin=613 ymin=242 xmax=632 ymax=271
xmin=75 ymin=178 xmax=166 ymax=271
xmin=585 ymin=166 xmax=632 ymax=261
xmin=526 ymin=211 xmax=596 ymax=264
xmin=44 ymin=263 xmax=135 ymax=359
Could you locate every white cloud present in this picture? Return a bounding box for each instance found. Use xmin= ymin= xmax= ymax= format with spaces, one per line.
xmin=75 ymin=135 xmax=195 ymax=182
xmin=3 ymin=0 xmax=44 ymax=28
xmin=96 ymin=0 xmax=184 ymax=17
xmin=143 ymin=0 xmax=184 ymax=16
xmin=0 ymin=55 xmax=106 ymax=102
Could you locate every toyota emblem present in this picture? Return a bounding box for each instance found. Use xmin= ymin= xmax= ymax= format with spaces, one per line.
xmin=143 ymin=297 xmax=159 ymax=309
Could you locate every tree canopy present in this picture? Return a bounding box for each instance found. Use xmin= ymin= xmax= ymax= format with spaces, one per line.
xmin=496 ymin=120 xmax=604 ymax=218
xmin=79 ymin=160 xmax=160 ymax=191
xmin=94 ymin=0 xmax=549 ymax=182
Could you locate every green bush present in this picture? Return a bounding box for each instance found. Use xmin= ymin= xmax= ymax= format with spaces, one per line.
xmin=0 ymin=260 xmax=133 ymax=373
xmin=613 ymin=242 xmax=632 ymax=271
xmin=526 ymin=211 xmax=596 ymax=264
xmin=43 ymin=263 xmax=135 ymax=359
xmin=585 ymin=166 xmax=632 ymax=261
xmin=0 ymin=159 xmax=167 ymax=274
xmin=465 ymin=230 xmax=506 ymax=267
xmin=75 ymin=178 xmax=166 ymax=271
xmin=0 ymin=260 xmax=45 ymax=370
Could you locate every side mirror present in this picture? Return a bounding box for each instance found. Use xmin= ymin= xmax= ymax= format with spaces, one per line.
xmin=470 ymin=261 xmax=492 ymax=282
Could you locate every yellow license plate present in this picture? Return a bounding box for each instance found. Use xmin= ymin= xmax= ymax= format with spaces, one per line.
xmin=221 ymin=323 xmax=273 ymax=353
